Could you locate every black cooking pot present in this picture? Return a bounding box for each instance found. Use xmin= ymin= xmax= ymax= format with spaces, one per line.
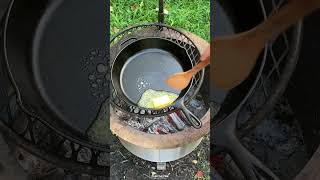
xmin=110 ymin=24 xmax=205 ymax=129
xmin=1 ymin=0 xmax=107 ymax=142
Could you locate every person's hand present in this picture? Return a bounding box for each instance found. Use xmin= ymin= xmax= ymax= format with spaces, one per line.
xmin=200 ymin=45 xmax=210 ymax=62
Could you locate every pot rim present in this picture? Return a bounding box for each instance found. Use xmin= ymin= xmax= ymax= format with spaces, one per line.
xmin=110 ymin=37 xmax=196 ymax=109
xmin=110 ymin=24 xmax=205 ymax=117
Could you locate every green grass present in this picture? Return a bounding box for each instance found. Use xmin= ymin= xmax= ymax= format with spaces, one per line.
xmin=110 ymin=0 xmax=210 ymax=41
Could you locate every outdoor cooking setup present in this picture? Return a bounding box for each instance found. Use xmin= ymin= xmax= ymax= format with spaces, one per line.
xmin=109 ymin=0 xmax=210 ymax=165
xmin=0 ymin=0 xmax=210 ymax=177
xmin=1 ymin=0 xmax=320 ymax=179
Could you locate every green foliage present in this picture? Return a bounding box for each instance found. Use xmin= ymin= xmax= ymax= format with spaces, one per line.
xmin=110 ymin=0 xmax=210 ymax=41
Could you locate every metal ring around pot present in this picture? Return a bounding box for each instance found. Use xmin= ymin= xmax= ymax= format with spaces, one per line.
xmin=110 ymin=24 xmax=205 ymax=128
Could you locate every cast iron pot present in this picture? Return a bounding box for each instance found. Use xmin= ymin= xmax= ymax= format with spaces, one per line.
xmin=111 ymin=36 xmax=203 ymax=129
xmin=1 ymin=0 xmax=107 ymax=144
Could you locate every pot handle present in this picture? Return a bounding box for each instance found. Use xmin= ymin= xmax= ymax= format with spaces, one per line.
xmin=181 ymin=102 xmax=202 ymax=129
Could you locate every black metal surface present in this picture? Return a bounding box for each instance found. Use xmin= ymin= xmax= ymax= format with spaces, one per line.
xmin=3 ymin=0 xmax=107 ymax=135
xmin=1 ymin=65 xmax=110 ymax=176
xmin=112 ymin=39 xmax=188 ymax=104
xmin=0 ymin=118 xmax=109 ymax=176
xmin=32 ymin=0 xmax=108 ymax=133
xmin=158 ymin=0 xmax=164 ymax=24
xmin=286 ymin=10 xmax=320 ymax=155
xmin=0 ymin=52 xmax=109 ymax=176
xmin=110 ymin=23 xmax=205 ymax=128
xmin=0 ymin=0 xmax=110 ymax=176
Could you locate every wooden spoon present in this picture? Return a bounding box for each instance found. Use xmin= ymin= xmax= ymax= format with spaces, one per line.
xmin=212 ymin=0 xmax=320 ymax=91
xmin=167 ymin=0 xmax=320 ymax=91
xmin=166 ymin=46 xmax=210 ymax=90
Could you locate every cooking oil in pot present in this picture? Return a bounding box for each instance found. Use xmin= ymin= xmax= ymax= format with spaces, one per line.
xmin=138 ymin=89 xmax=178 ymax=109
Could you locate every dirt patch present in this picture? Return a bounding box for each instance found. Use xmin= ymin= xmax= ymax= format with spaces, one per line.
xmin=110 ymin=134 xmax=210 ymax=180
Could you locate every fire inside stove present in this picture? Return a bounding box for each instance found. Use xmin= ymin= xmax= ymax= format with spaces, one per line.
xmin=115 ymin=93 xmax=208 ymax=134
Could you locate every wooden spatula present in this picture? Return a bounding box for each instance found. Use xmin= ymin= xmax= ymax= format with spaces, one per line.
xmin=166 ymin=46 xmax=210 ymax=90
xmin=212 ymin=0 xmax=320 ymax=91
xmin=167 ymin=0 xmax=320 ymax=91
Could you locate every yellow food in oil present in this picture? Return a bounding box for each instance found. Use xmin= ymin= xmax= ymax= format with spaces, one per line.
xmin=137 ymin=89 xmax=178 ymax=109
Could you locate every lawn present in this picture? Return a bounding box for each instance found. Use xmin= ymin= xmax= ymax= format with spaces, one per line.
xmin=110 ymin=0 xmax=210 ymax=41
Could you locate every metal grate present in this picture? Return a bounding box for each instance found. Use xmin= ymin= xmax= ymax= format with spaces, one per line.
xmin=237 ymin=0 xmax=296 ymax=134
xmin=0 ymin=37 xmax=109 ymax=177
xmin=213 ymin=0 xmax=303 ymax=178
xmin=0 ymin=95 xmax=109 ymax=176
xmin=110 ymin=23 xmax=204 ymax=117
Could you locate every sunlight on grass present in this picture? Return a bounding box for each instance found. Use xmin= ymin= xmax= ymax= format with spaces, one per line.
xmin=110 ymin=0 xmax=210 ymax=41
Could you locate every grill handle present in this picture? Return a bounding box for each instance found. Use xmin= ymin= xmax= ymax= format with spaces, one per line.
xmin=180 ymin=101 xmax=202 ymax=129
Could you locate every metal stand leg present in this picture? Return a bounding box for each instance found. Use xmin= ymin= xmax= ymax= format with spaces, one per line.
xmin=156 ymin=162 xmax=166 ymax=171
